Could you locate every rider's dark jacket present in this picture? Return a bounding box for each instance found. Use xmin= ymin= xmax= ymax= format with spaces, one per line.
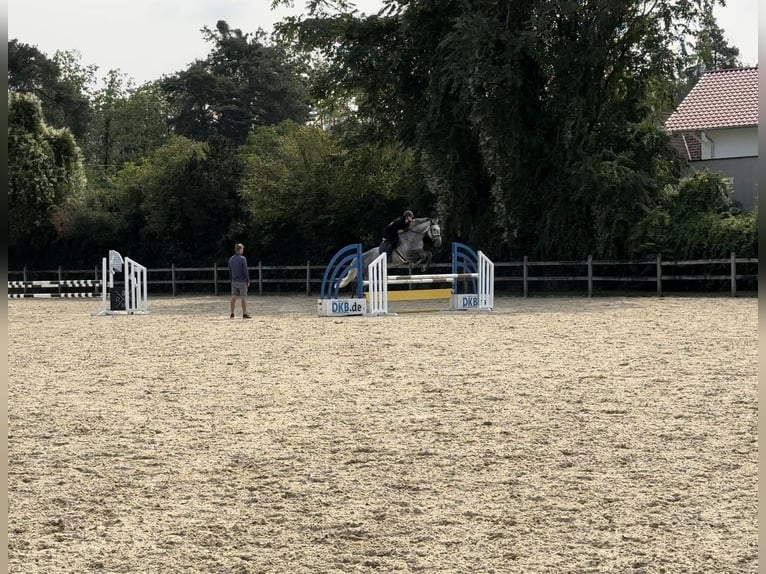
xmin=384 ymin=216 xmax=410 ymax=246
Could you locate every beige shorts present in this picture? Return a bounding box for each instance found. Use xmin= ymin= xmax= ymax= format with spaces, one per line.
xmin=231 ymin=281 xmax=249 ymax=297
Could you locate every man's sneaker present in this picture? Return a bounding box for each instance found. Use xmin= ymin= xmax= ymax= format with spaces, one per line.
xmin=230 ymin=313 xmax=235 ymax=318
xmin=242 ymin=314 xmax=252 ymax=319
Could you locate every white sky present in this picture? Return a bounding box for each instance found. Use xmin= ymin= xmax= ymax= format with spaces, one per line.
xmin=8 ymin=0 xmax=760 ymax=87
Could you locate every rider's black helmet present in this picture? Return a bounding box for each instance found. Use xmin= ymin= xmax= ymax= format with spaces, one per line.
xmin=403 ymin=210 xmax=414 ymax=218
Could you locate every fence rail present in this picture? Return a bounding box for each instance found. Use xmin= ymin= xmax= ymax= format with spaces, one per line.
xmin=8 ymin=253 xmax=758 ymax=297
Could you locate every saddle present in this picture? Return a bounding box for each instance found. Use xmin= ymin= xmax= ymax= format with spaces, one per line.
xmin=380 ymin=239 xmax=411 ymax=264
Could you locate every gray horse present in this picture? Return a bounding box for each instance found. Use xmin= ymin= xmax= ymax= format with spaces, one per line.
xmin=339 ymin=217 xmax=442 ymax=289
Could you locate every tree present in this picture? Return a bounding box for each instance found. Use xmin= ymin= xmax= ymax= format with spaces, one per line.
xmin=8 ymin=41 xmax=91 ymax=140
xmin=52 ymin=49 xmax=98 ymax=97
xmin=160 ymin=20 xmax=311 ymax=145
xmin=273 ymin=0 xmax=721 ymax=259
xmin=674 ymin=0 xmax=741 ymax=104
xmin=84 ymin=71 xmax=172 ymax=176
xmin=630 ymin=170 xmax=756 ymax=259
xmin=106 ymin=135 xmax=245 ymax=265
xmin=8 ymin=92 xmax=87 ymax=265
xmin=694 ymin=4 xmax=741 ymax=69
xmin=239 ymin=120 xmax=422 ymax=261
xmin=48 ymin=184 xmax=126 ymax=268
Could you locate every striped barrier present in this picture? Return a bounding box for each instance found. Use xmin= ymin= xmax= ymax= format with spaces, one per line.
xmin=9 ymin=280 xmax=101 ymax=288
xmin=318 ymin=242 xmax=493 ymax=316
xmin=8 ymin=279 xmax=102 ymax=298
xmin=9 ymin=292 xmax=100 ymax=299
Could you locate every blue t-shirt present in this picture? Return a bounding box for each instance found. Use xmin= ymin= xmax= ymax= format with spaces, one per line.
xmin=228 ymin=254 xmax=250 ymax=282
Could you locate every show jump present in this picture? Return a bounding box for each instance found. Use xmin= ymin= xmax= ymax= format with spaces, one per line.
xmin=317 ymin=242 xmax=494 ymax=316
xmin=8 ymin=250 xmax=148 ymax=316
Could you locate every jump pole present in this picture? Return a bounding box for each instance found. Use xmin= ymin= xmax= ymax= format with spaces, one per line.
xmin=8 ymin=280 xmax=102 ymax=298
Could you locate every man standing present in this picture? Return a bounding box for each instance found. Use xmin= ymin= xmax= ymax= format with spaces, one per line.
xmin=228 ymin=243 xmax=251 ymax=319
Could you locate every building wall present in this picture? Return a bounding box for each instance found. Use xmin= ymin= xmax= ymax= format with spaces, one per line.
xmin=686 ymin=156 xmax=759 ymax=211
xmin=700 ymin=127 xmax=758 ymax=159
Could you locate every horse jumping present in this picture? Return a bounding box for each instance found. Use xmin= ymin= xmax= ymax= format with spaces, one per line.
xmin=338 ymin=217 xmax=442 ymax=290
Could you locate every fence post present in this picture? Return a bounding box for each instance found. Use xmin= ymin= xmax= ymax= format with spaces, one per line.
xmin=258 ymin=262 xmax=263 ymax=296
xmin=730 ymin=252 xmax=736 ymax=296
xmin=656 ymin=254 xmax=662 ymax=296
xmin=587 ymin=255 xmax=593 ymax=298
xmin=172 ymin=264 xmax=176 ymax=297
xmin=306 ymin=261 xmax=311 ymax=296
xmin=214 ymin=262 xmax=218 ymax=296
xmin=58 ymin=265 xmax=63 ymax=296
xmin=523 ymin=256 xmax=528 ymax=298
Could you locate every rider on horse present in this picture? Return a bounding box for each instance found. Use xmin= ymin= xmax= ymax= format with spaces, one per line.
xmin=381 ymin=210 xmax=414 ymax=260
xmin=337 ymin=212 xmax=440 ymax=291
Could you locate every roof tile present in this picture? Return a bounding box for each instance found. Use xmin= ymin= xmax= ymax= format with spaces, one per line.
xmin=665 ymin=67 xmax=758 ymax=132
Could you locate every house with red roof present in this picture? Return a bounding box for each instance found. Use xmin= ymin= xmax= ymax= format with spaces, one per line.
xmin=664 ymin=66 xmax=758 ymax=211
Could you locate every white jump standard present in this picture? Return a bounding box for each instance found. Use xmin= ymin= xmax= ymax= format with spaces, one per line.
xmin=92 ymin=250 xmax=149 ymax=315
xmin=366 ymin=242 xmax=494 ymax=315
xmin=317 ymin=242 xmax=494 ymax=316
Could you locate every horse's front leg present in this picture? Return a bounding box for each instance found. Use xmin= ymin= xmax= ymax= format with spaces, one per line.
xmin=411 ymin=250 xmax=431 ymax=272
xmin=421 ymin=250 xmax=432 ymax=272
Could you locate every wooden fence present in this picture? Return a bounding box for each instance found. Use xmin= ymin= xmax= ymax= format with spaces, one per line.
xmin=8 ymin=253 xmax=758 ymax=297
